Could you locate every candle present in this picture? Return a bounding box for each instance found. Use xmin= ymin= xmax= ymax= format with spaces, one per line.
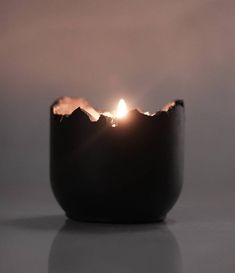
xmin=50 ymin=97 xmax=185 ymax=223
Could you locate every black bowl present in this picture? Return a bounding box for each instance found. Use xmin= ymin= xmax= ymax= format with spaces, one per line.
xmin=50 ymin=100 xmax=185 ymax=223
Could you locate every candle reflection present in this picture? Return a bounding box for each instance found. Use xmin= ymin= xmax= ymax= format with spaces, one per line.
xmin=48 ymin=220 xmax=182 ymax=273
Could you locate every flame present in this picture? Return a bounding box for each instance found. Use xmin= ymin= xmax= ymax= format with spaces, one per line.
xmin=116 ymin=99 xmax=128 ymax=118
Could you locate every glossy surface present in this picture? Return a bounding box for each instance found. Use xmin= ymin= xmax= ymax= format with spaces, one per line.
xmin=1 ymin=182 xmax=235 ymax=273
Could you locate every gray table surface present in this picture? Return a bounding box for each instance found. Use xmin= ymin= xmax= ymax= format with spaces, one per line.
xmin=1 ymin=180 xmax=235 ymax=273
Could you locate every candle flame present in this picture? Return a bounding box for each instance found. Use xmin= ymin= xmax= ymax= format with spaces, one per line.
xmin=116 ymin=99 xmax=128 ymax=118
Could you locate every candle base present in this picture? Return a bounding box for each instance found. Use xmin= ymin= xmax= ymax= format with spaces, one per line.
xmin=66 ymin=212 xmax=165 ymax=224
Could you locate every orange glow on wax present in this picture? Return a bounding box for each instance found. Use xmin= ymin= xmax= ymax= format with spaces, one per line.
xmin=116 ymin=99 xmax=128 ymax=119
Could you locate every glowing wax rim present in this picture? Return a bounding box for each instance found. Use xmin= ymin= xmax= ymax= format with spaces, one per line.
xmin=52 ymin=97 xmax=180 ymax=123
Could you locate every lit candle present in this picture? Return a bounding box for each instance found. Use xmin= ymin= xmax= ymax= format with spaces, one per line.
xmin=110 ymin=99 xmax=128 ymax=127
xmin=116 ymin=98 xmax=128 ymax=118
xmin=50 ymin=97 xmax=185 ymax=223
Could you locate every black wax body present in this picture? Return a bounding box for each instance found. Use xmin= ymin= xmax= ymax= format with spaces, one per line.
xmin=50 ymin=100 xmax=185 ymax=223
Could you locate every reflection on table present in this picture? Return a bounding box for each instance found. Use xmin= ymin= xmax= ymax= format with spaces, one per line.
xmin=48 ymin=220 xmax=182 ymax=273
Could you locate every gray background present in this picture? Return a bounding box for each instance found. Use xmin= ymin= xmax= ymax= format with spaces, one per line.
xmin=0 ymin=1 xmax=235 ymax=272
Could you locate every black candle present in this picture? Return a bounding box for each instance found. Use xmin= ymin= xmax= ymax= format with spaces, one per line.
xmin=50 ymin=97 xmax=185 ymax=223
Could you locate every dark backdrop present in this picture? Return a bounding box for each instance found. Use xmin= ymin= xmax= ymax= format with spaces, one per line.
xmin=0 ymin=0 xmax=234 ymax=216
